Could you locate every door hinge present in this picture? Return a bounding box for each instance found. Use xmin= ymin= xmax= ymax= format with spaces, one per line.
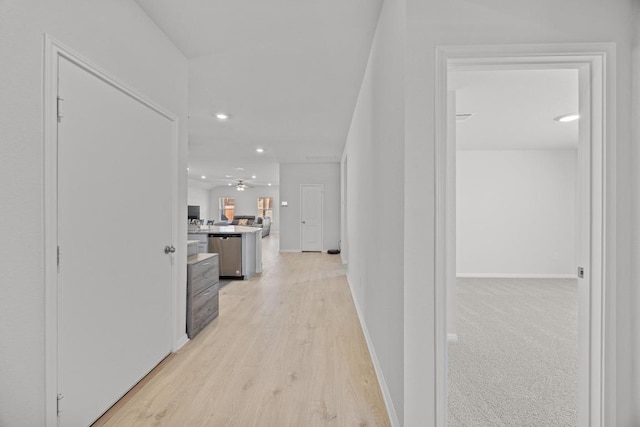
xmin=578 ymin=266 xmax=584 ymax=278
xmin=57 ymin=393 xmax=63 ymax=416
xmin=57 ymin=96 xmax=64 ymax=123
xmin=57 ymin=246 xmax=61 ymax=268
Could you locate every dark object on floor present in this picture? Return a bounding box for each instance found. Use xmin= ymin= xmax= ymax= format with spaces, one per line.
xmin=328 ymin=249 xmax=340 ymax=255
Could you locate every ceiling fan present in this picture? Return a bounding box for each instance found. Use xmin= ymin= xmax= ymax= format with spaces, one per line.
xmin=234 ymin=179 xmax=253 ymax=191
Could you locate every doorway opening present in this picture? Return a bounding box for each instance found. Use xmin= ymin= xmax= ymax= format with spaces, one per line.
xmin=434 ymin=44 xmax=613 ymax=427
xmin=448 ymin=67 xmax=580 ymax=425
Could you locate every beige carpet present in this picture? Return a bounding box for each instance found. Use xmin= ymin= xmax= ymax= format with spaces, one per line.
xmin=448 ymin=278 xmax=577 ymax=426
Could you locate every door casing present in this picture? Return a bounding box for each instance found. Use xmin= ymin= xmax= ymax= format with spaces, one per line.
xmin=433 ymin=44 xmax=613 ymax=427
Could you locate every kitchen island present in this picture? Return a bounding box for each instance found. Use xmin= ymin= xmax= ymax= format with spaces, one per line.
xmin=187 ymin=226 xmax=262 ymax=280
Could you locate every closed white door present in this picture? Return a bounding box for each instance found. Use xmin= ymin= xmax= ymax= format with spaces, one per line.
xmin=300 ymin=184 xmax=323 ymax=251
xmin=57 ymin=56 xmax=174 ymax=426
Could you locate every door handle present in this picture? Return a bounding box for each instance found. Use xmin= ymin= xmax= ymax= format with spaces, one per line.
xmin=164 ymin=245 xmax=176 ymax=254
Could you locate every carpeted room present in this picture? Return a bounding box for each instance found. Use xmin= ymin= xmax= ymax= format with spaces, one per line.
xmin=448 ymin=69 xmax=580 ymax=426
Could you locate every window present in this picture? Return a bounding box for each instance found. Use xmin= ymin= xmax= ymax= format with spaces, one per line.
xmin=257 ymin=197 xmax=273 ymax=218
xmin=219 ymin=197 xmax=235 ymax=221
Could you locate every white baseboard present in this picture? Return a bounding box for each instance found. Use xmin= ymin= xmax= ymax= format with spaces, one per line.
xmin=279 ymin=249 xmax=301 ymax=253
xmin=447 ymin=333 xmax=459 ymax=343
xmin=173 ymin=334 xmax=189 ymax=352
xmin=346 ymin=275 xmax=401 ymax=427
xmin=456 ymin=273 xmax=577 ymax=279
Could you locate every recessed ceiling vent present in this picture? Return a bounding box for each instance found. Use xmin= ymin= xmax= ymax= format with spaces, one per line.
xmin=456 ymin=113 xmax=473 ymax=121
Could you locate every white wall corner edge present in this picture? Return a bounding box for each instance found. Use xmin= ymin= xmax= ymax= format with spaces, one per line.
xmin=345 ymin=274 xmax=401 ymax=427
xmin=456 ymin=273 xmax=578 ymax=279
xmin=173 ymin=334 xmax=189 ymax=352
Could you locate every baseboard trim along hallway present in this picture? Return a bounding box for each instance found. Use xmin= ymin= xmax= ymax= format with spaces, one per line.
xmin=346 ymin=273 xmax=402 ymax=427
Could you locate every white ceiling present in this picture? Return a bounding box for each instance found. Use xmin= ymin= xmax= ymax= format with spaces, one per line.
xmin=450 ymin=68 xmax=579 ymax=150
xmin=135 ymin=0 xmax=383 ymax=189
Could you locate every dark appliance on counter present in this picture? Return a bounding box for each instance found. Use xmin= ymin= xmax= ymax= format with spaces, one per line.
xmin=188 ymin=205 xmax=200 ymax=220
xmin=208 ymin=234 xmax=243 ymax=278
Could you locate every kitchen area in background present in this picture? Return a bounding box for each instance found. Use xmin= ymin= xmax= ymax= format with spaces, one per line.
xmin=187 ymin=219 xmax=263 ymax=280
xmin=185 ymin=202 xmax=267 ymax=338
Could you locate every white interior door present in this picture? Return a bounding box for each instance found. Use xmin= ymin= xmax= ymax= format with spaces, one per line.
xmin=57 ymin=56 xmax=174 ymax=426
xmin=300 ymin=184 xmax=323 ymax=251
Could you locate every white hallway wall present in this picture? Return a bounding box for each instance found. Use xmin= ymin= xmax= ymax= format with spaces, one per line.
xmin=279 ymin=163 xmax=340 ymax=251
xmin=187 ymin=185 xmax=210 ymax=222
xmin=209 ymin=185 xmax=280 ymax=231
xmin=0 ymin=0 xmax=189 ymax=425
xmin=456 ymin=150 xmax=577 ymax=277
xmin=343 ymin=0 xmax=405 ymax=422
xmin=404 ymin=0 xmax=634 ymax=424
xmin=632 ymin=2 xmax=640 ymax=421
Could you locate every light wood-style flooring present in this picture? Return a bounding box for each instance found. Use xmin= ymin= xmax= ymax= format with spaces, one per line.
xmin=94 ymin=234 xmax=390 ymax=426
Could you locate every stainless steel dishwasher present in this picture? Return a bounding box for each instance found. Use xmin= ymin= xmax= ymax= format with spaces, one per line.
xmin=208 ymin=234 xmax=243 ymax=278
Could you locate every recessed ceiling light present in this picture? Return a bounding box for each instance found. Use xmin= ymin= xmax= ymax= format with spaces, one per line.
xmin=251 ymin=175 xmax=256 ymax=179
xmin=268 ymin=183 xmax=272 ymax=186
xmin=187 ymin=167 xmax=190 ymax=171
xmin=224 ymin=174 xmax=233 ymax=178
xmin=215 ymin=113 xmax=230 ymax=120
xmin=256 ymin=148 xmax=264 ymax=153
xmin=554 ymin=113 xmax=579 ymax=123
xmin=201 ymin=175 xmax=206 ymax=179
xmin=228 ymin=183 xmax=232 ymax=186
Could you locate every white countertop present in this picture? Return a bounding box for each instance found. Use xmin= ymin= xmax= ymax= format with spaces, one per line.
xmin=187 ymin=252 xmax=218 ymax=265
xmin=188 ymin=226 xmax=262 ymax=234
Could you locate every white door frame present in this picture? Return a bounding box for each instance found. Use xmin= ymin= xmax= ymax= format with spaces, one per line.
xmin=43 ymin=35 xmax=181 ymax=426
xmin=340 ymin=154 xmax=349 ymax=264
xmin=434 ymin=43 xmax=614 ymax=427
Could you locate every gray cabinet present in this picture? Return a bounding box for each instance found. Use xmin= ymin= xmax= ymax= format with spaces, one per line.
xmin=187 ymin=233 xmax=208 ymax=254
xmin=187 ymin=253 xmax=219 ymax=338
